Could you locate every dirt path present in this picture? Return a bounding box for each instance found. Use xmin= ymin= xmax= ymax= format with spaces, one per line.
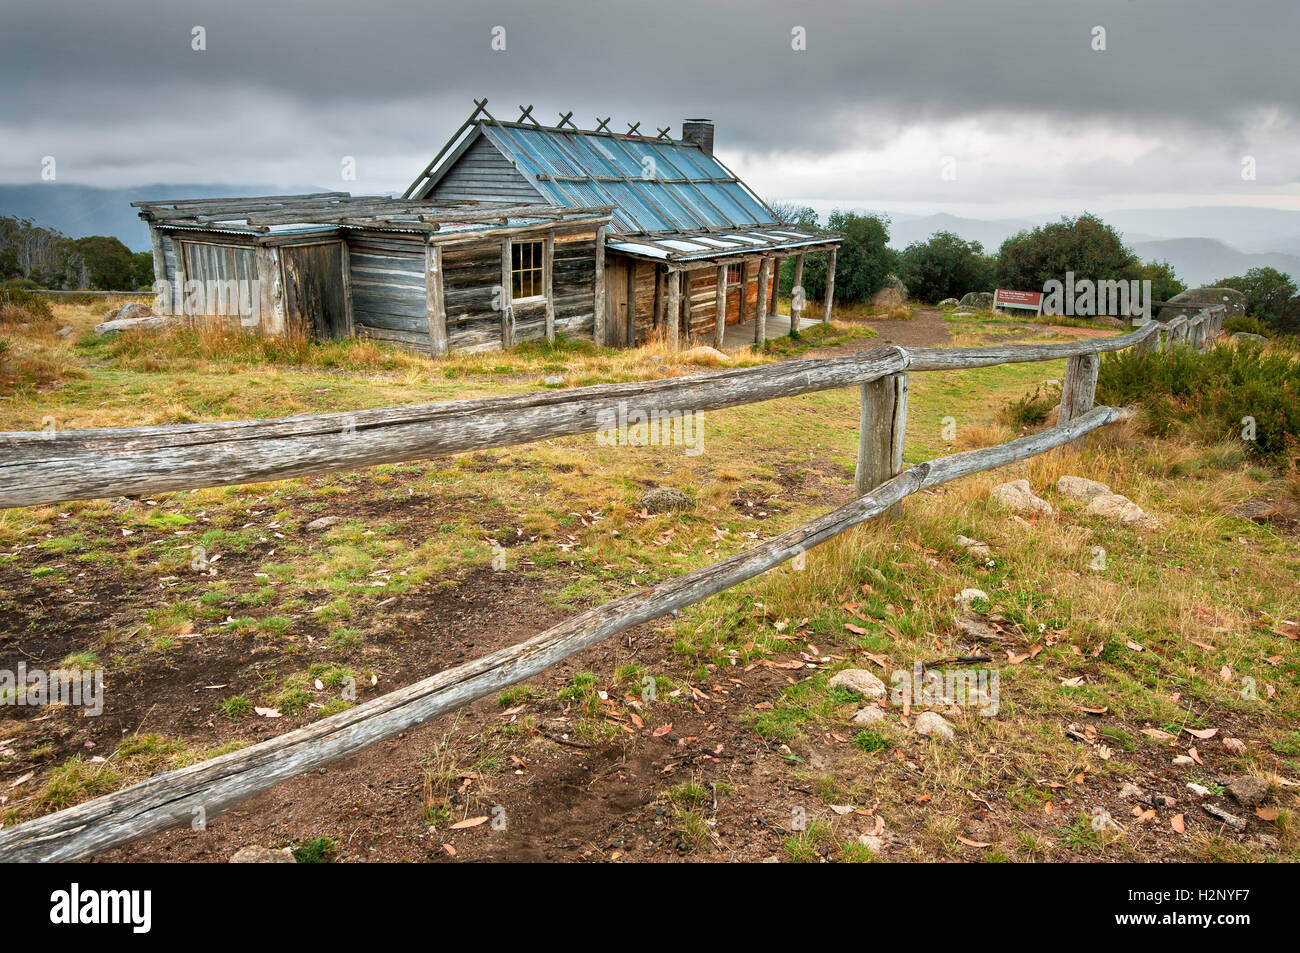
xmin=856 ymin=307 xmax=953 ymax=347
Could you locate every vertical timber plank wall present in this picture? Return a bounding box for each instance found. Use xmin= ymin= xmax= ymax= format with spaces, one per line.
xmin=551 ymin=228 xmax=598 ymax=342
xmin=543 ymin=233 xmax=555 ymax=343
xmin=593 ymin=226 xmax=606 ymax=345
xmin=500 ymin=238 xmax=514 ymax=349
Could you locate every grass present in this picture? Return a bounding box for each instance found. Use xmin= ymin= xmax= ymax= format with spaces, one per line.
xmin=1 ymin=302 xmax=1297 ymax=860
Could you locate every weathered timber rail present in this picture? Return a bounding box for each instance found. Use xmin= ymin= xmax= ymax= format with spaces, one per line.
xmin=0 ymin=306 xmax=1225 ymax=861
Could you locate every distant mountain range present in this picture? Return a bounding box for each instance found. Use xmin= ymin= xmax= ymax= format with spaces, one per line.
xmin=885 ymin=208 xmax=1300 ymax=287
xmin=0 ymin=183 xmax=329 ymax=252
xmin=3 ymin=184 xmax=1299 ymax=289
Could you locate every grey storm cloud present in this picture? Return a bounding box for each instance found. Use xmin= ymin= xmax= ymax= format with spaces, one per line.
xmin=1 ymin=0 xmax=1298 ymax=192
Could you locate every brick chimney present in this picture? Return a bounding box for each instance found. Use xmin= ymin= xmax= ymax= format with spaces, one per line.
xmin=682 ymin=119 xmax=714 ymax=155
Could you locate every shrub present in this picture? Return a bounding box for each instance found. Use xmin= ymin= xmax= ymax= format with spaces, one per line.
xmin=999 ymin=382 xmax=1061 ymax=430
xmin=1222 ymin=314 xmax=1271 ymax=337
xmin=0 ymin=287 xmax=54 ymax=325
xmin=1097 ymin=340 xmax=1300 ymax=462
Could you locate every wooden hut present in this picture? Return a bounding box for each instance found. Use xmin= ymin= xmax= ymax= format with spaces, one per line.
xmin=404 ymin=103 xmax=842 ymax=349
xmin=135 ymin=194 xmax=611 ymax=354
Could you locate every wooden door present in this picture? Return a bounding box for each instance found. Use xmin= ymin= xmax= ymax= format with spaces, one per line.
xmin=281 ymin=242 xmax=349 ymax=340
xmin=604 ymin=257 xmax=630 ymax=348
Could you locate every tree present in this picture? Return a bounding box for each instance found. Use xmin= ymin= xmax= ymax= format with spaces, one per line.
xmin=996 ymin=213 xmax=1139 ymax=292
xmin=1215 ymin=267 xmax=1297 ymax=330
xmin=61 ymin=236 xmax=142 ymax=290
xmin=1139 ymin=259 xmax=1186 ymax=303
xmin=766 ymin=201 xmax=819 ymax=228
xmin=801 ymin=211 xmax=897 ymax=305
xmin=897 ymin=231 xmax=995 ymax=303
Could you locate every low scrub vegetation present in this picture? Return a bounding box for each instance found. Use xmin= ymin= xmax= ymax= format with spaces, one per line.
xmin=1098 ymin=339 xmax=1300 ymax=462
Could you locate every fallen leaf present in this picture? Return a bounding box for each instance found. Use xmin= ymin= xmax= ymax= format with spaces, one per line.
xmin=1171 ymin=814 xmax=1185 ymax=833
xmin=254 ymin=706 xmax=282 ymax=718
xmin=1185 ymin=727 xmax=1219 ymax=740
xmin=1256 ymin=806 xmax=1280 ymax=822
xmin=441 ymin=843 xmax=457 ymax=856
xmin=1141 ymin=728 xmax=1176 ymax=742
xmin=449 ymin=816 xmax=489 ymax=830
xmin=956 ymin=836 xmax=991 ymax=848
xmin=652 ymin=723 xmax=673 ymax=737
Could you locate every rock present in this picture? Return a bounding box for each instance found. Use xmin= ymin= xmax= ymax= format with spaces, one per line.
xmin=954 ymin=588 xmax=989 ymax=609
xmin=954 ymin=535 xmax=992 ymax=559
xmin=857 ymin=833 xmax=886 ymax=853
xmin=937 ymin=297 xmax=959 ymax=310
xmin=914 ymin=711 xmax=955 ymax=741
xmin=56 ymin=325 xmax=75 ymax=338
xmin=958 ymin=291 xmax=993 ymax=310
xmin=1158 ymin=287 xmax=1247 ymax=321
xmin=103 ymin=301 xmax=155 ymax=323
xmin=1092 ymin=315 xmax=1125 ymax=329
xmin=1227 ymin=776 xmax=1268 ymax=808
xmin=1172 ymin=755 xmax=1196 ymax=766
xmin=847 ymin=702 xmax=889 ymax=722
xmin=1231 ymin=332 xmax=1265 ymax=344
xmin=305 ymin=515 xmax=341 ymax=530
xmin=681 ymin=345 xmax=730 ymax=364
xmin=1202 ymin=803 xmax=1247 ymax=831
xmin=828 ymin=668 xmax=887 ymax=701
xmin=230 ymin=845 xmax=296 ymax=863
xmin=870 ymin=274 xmax=908 ymax=309
xmin=94 ymin=314 xmax=178 ymax=336
xmin=1056 ymin=475 xmax=1112 ymax=503
xmin=851 ymin=706 xmax=886 ymax=725
xmin=1186 ymin=782 xmax=1213 ymax=799
xmin=952 ymin=612 xmax=999 ymax=644
xmin=1085 ymin=492 xmax=1158 ymax=528
xmin=543 ymin=374 xmax=565 ymax=385
xmin=638 ymin=486 xmax=693 ymax=514
xmin=1118 ymin=782 xmax=1144 ymax=800
xmin=1222 ymin=737 xmax=1247 ymax=754
xmin=989 ymin=479 xmax=1052 ymax=517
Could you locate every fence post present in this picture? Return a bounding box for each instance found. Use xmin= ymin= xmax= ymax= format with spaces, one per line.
xmin=1059 ymin=353 xmax=1100 ymax=440
xmin=855 ymin=373 xmax=909 ymax=520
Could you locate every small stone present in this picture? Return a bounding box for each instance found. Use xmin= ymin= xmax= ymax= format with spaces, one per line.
xmin=1222 ymin=737 xmax=1246 ymax=754
xmin=638 ymin=486 xmax=693 ymax=514
xmin=1154 ymin=793 xmax=1178 ymax=808
xmin=543 ymin=374 xmax=565 ymax=385
xmin=1085 ymin=492 xmax=1159 ymax=528
xmin=1202 ymin=803 xmax=1247 ymax=831
xmin=1186 ymin=783 xmax=1213 ymax=799
xmin=955 ymin=534 xmax=992 ymax=558
xmin=828 ymin=668 xmax=887 ymax=701
xmin=230 ymin=845 xmax=296 ymax=863
xmin=851 ymin=706 xmax=886 ymax=725
xmin=777 ymin=744 xmax=793 ymax=757
xmin=306 ymin=515 xmax=341 ymax=530
xmin=989 ymin=479 xmax=1052 ymax=517
xmin=56 ymin=325 xmax=75 ymax=338
xmin=1227 ymin=776 xmax=1268 ymax=808
xmin=857 ymin=833 xmax=886 ymax=853
xmin=914 ymin=711 xmax=955 ymax=741
xmin=1056 ymin=475 xmax=1112 ymax=502
xmin=1118 ymin=782 xmax=1144 ymax=800
xmin=952 ymin=613 xmax=999 ymax=643
xmin=954 ymin=588 xmax=989 ymax=608
xmin=1172 ymin=755 xmax=1195 ymax=766
xmin=681 ymin=345 xmax=730 ymax=364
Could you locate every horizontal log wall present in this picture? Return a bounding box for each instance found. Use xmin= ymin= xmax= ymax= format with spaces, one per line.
xmin=346 ymin=236 xmax=430 ymax=353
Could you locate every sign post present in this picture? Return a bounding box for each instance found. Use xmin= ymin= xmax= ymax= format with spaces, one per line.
xmin=993 ymin=289 xmax=1044 ymax=316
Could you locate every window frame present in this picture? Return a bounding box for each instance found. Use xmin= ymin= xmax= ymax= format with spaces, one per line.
xmin=510 ymin=239 xmax=545 ymax=301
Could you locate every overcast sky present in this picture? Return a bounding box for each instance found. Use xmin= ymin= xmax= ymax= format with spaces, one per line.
xmin=2 ymin=0 xmax=1298 ymax=220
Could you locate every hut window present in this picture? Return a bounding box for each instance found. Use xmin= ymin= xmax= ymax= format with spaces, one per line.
xmin=511 ymin=240 xmax=544 ymax=299
xmin=726 ymin=265 xmax=741 ymax=283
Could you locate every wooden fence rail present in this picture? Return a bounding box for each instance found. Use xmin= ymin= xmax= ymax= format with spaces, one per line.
xmin=0 ymin=306 xmax=1225 ymax=861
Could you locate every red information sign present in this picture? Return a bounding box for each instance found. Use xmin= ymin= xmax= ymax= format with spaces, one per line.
xmin=993 ymin=289 xmax=1043 ymax=314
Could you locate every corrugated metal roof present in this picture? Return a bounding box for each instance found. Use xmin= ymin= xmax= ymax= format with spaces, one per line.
xmin=472 ymin=122 xmax=778 ymax=236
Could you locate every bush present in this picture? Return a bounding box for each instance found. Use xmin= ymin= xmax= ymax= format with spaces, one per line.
xmin=897 ymin=231 xmax=996 ymax=303
xmin=1097 ymin=340 xmax=1300 ymax=462
xmin=0 ymin=287 xmax=54 ymax=324
xmin=1222 ymin=314 xmax=1271 ymax=336
xmin=1000 ymin=382 xmax=1061 ymax=430
xmin=801 ymin=211 xmax=898 ymax=305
